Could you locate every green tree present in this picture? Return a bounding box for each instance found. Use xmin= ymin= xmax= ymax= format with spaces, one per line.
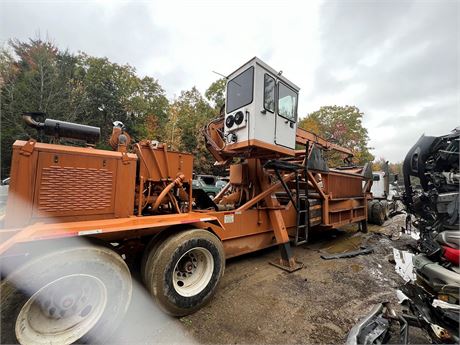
xmin=0 ymin=38 xmax=170 ymax=177
xmin=298 ymin=105 xmax=374 ymax=166
xmin=1 ymin=39 xmax=80 ymax=177
xmin=75 ymin=55 xmax=168 ymax=142
xmin=205 ymin=78 xmax=226 ymax=112
xmin=168 ymin=87 xmax=216 ymax=173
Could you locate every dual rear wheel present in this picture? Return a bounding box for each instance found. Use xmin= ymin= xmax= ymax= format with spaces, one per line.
xmin=1 ymin=245 xmax=132 ymax=345
xmin=142 ymin=229 xmax=225 ymax=316
xmin=1 ymin=229 xmax=225 ymax=344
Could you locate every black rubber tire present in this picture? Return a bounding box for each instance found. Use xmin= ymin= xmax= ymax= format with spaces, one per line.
xmin=143 ymin=229 xmax=225 ymax=316
xmin=367 ymin=200 xmax=375 ymax=222
xmin=140 ymin=231 xmax=172 ymax=284
xmin=381 ymin=200 xmax=390 ymax=220
xmin=371 ymin=202 xmax=386 ymax=226
xmin=1 ymin=245 xmax=132 ymax=345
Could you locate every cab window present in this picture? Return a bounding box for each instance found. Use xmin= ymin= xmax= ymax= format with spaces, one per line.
xmin=278 ymin=82 xmax=297 ymax=121
xmin=226 ymin=67 xmax=254 ymax=113
xmin=264 ymin=74 xmax=275 ymax=113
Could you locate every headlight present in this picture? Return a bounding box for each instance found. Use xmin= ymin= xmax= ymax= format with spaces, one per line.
xmin=227 ymin=133 xmax=237 ymax=143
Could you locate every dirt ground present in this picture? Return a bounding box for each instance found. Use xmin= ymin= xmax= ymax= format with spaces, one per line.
xmin=110 ymin=216 xmax=431 ymax=344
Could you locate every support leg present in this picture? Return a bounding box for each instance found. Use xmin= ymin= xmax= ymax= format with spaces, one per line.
xmin=252 ymin=159 xmax=303 ymax=272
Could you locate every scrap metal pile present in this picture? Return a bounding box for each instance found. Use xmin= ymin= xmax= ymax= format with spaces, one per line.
xmin=348 ymin=128 xmax=460 ymax=344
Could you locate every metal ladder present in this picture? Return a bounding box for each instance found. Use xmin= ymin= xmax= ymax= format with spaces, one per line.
xmin=264 ymin=142 xmax=311 ymax=246
xmin=294 ymin=142 xmax=310 ymax=245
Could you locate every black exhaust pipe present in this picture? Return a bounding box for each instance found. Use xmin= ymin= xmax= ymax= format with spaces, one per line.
xmin=23 ymin=112 xmax=101 ymax=144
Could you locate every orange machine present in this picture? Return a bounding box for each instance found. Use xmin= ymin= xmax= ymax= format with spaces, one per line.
xmin=0 ymin=60 xmax=373 ymax=345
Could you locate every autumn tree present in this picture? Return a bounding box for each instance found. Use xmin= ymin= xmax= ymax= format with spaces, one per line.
xmin=0 ymin=38 xmax=169 ymax=178
xmin=0 ymin=39 xmax=80 ymax=177
xmin=298 ymin=105 xmax=374 ymax=166
xmin=373 ymin=157 xmax=403 ymax=179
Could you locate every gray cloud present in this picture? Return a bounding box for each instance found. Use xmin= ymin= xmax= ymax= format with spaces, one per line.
xmin=0 ymin=1 xmax=171 ymax=80
xmin=311 ymin=0 xmax=459 ymax=161
xmin=1 ymin=0 xmax=458 ymax=162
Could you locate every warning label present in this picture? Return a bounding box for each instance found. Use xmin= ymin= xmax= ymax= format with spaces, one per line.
xmin=224 ymin=213 xmax=234 ymax=224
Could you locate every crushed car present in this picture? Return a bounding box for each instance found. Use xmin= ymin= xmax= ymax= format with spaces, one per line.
xmin=347 ymin=127 xmax=460 ymax=344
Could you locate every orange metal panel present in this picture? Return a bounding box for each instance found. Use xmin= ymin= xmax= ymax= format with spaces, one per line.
xmin=32 ymin=151 xmax=117 ymax=218
xmin=4 ymin=140 xmax=137 ymax=227
xmin=137 ymin=143 xmax=193 ymax=181
xmin=0 ymin=212 xmax=221 ymax=255
xmin=4 ymin=140 xmax=39 ymax=228
xmin=114 ymin=157 xmax=136 ymax=218
xmin=323 ymin=171 xmax=363 ymax=199
xmin=229 ymin=163 xmax=246 ymax=185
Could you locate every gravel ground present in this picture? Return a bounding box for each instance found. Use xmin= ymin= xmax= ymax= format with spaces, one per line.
xmin=1 ymin=196 xmax=429 ymax=344
xmin=111 ymin=217 xmax=431 ymax=344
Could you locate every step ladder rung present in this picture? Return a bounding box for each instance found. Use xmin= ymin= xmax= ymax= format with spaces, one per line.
xmin=293 ymin=142 xmax=311 ymax=246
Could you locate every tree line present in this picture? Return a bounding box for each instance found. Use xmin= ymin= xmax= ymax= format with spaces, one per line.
xmin=1 ymin=38 xmax=383 ymax=179
xmin=0 ymin=39 xmax=225 ymax=178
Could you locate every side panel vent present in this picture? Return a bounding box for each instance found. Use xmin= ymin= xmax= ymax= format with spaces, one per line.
xmin=33 ymin=151 xmax=118 ymax=218
xmin=38 ymin=166 xmax=113 ymax=212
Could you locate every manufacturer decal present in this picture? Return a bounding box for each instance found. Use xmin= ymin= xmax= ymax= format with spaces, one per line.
xmin=224 ymin=213 xmax=235 ymax=224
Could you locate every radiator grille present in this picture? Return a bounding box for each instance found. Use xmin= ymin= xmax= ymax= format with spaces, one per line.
xmin=38 ymin=166 xmax=113 ymax=212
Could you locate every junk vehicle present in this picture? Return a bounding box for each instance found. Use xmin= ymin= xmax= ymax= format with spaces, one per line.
xmin=347 ymin=127 xmax=460 ymax=345
xmin=195 ymin=174 xmax=218 ymax=186
xmin=191 ymin=179 xmax=221 ymax=198
xmin=367 ymin=162 xmax=401 ymax=225
xmin=0 ymin=57 xmax=372 ymax=344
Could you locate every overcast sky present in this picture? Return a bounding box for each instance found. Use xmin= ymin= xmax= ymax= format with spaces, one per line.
xmin=1 ymin=0 xmax=458 ymax=162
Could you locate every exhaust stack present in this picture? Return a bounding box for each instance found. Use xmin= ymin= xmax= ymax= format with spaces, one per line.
xmin=23 ymin=112 xmax=101 ymax=144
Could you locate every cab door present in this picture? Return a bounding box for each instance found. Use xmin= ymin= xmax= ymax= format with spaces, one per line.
xmin=275 ymin=81 xmax=297 ymax=149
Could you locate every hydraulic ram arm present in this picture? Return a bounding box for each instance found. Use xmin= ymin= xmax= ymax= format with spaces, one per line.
xmin=296 ymin=127 xmax=353 ymax=156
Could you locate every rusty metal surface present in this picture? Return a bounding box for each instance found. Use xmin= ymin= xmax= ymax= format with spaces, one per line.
xmin=135 ymin=141 xmax=193 ymax=182
xmin=323 ymin=171 xmax=364 ymax=199
xmin=0 ymin=212 xmax=221 ymax=255
xmin=4 ymin=140 xmax=137 ymax=227
xmin=37 ymin=166 xmax=113 ymax=213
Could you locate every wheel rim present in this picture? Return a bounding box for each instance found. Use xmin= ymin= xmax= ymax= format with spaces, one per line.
xmin=15 ymin=274 xmax=107 ymax=345
xmin=172 ymin=247 xmax=214 ymax=297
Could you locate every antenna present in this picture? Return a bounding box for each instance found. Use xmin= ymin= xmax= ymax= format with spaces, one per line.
xmin=213 ymin=70 xmax=241 ymax=87
xmin=212 ymin=71 xmax=228 ymax=79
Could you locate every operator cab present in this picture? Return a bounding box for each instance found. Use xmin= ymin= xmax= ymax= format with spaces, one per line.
xmin=224 ymin=57 xmax=300 ymax=156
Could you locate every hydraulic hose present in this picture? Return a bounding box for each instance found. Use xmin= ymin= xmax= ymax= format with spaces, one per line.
xmin=152 ymin=174 xmax=185 ymax=212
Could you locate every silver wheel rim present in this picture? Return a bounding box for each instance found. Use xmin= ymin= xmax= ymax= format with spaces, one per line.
xmin=15 ymin=274 xmax=107 ymax=345
xmin=172 ymin=247 xmax=214 ymax=297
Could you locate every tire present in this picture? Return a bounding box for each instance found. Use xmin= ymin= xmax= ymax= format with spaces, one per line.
xmin=143 ymin=229 xmax=225 ymax=316
xmin=140 ymin=231 xmax=171 ymax=284
xmin=1 ymin=245 xmax=132 ymax=345
xmin=367 ymin=200 xmax=375 ymax=222
xmin=371 ymin=202 xmax=386 ymax=226
xmin=381 ymin=200 xmax=389 ymax=220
